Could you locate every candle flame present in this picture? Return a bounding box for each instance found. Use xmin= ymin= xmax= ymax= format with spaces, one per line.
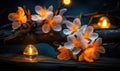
xmin=29 ymin=45 xmax=33 ymax=55
xmin=97 ymin=17 xmax=111 ymax=28
xmin=63 ymin=0 xmax=71 ymax=5
xmin=103 ymin=19 xmax=107 ymax=27
xmin=23 ymin=44 xmax=38 ymax=56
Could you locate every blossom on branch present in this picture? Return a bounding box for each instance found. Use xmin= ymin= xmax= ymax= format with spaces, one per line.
xmin=31 ymin=5 xmax=53 ymax=23
xmin=78 ymin=38 xmax=105 ymax=62
xmin=83 ymin=26 xmax=99 ymax=44
xmin=42 ymin=15 xmax=63 ymax=33
xmin=63 ymin=18 xmax=81 ymax=35
xmin=8 ymin=7 xmax=27 ymax=30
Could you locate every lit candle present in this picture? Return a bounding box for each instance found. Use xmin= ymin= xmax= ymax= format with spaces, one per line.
xmin=97 ymin=16 xmax=111 ymax=28
xmin=63 ymin=0 xmax=71 ymax=6
xmin=23 ymin=44 xmax=38 ymax=60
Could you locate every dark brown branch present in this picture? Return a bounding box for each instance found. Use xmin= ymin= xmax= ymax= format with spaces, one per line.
xmin=4 ymin=23 xmax=34 ymax=43
xmin=55 ymin=0 xmax=63 ymax=15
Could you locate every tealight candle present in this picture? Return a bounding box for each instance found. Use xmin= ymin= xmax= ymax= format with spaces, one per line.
xmin=23 ymin=44 xmax=38 ymax=60
xmin=97 ymin=16 xmax=111 ymax=28
xmin=92 ymin=16 xmax=112 ymax=29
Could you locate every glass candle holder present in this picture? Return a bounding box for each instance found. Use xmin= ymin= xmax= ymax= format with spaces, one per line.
xmin=23 ymin=44 xmax=38 ymax=60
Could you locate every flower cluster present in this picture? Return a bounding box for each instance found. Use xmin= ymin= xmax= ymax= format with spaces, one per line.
xmin=8 ymin=5 xmax=105 ymax=62
xmin=57 ymin=18 xmax=105 ymax=62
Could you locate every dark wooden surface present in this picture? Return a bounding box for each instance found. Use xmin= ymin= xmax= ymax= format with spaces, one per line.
xmin=0 ymin=54 xmax=120 ymax=71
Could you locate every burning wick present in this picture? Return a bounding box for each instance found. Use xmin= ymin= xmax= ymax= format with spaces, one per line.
xmin=63 ymin=0 xmax=71 ymax=6
xmin=97 ymin=16 xmax=111 ymax=28
xmin=23 ymin=44 xmax=38 ymax=60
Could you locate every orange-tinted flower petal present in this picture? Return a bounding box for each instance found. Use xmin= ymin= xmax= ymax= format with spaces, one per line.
xmin=47 ymin=5 xmax=53 ymax=11
xmin=57 ymin=46 xmax=72 ymax=61
xmin=12 ymin=22 xmax=21 ymax=30
xmin=85 ymin=26 xmax=94 ymax=34
xmin=59 ymin=8 xmax=67 ymax=15
xmin=42 ymin=24 xmax=50 ymax=33
xmin=78 ymin=53 xmax=84 ymax=61
xmin=17 ymin=7 xmax=25 ymax=16
xmin=84 ymin=55 xmax=94 ymax=62
xmin=35 ymin=5 xmax=42 ymax=14
xmin=8 ymin=13 xmax=18 ymax=21
xmin=73 ymin=18 xmax=81 ymax=27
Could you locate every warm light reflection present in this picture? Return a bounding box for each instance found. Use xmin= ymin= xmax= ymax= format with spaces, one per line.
xmin=40 ymin=7 xmax=47 ymax=18
xmin=23 ymin=44 xmax=38 ymax=56
xmin=97 ymin=17 xmax=111 ymax=28
xmin=63 ymin=0 xmax=71 ymax=5
xmin=71 ymin=26 xmax=79 ymax=33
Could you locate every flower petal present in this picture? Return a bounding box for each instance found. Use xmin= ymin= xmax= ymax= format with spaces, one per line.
xmin=76 ymin=32 xmax=89 ymax=48
xmin=73 ymin=18 xmax=81 ymax=27
xmin=81 ymin=39 xmax=89 ymax=49
xmin=31 ymin=15 xmax=41 ymax=22
xmin=90 ymin=33 xmax=99 ymax=43
xmin=17 ymin=7 xmax=25 ymax=16
xmin=78 ymin=53 xmax=84 ymax=61
xmin=46 ymin=11 xmax=53 ymax=19
xmin=98 ymin=46 xmax=105 ymax=53
xmin=76 ymin=32 xmax=83 ymax=40
xmin=8 ymin=13 xmax=18 ymax=21
xmin=72 ymin=49 xmax=81 ymax=55
xmin=94 ymin=38 xmax=102 ymax=46
xmin=67 ymin=35 xmax=76 ymax=42
xmin=57 ymin=45 xmax=64 ymax=52
xmin=65 ymin=20 xmax=74 ymax=29
xmin=57 ymin=50 xmax=71 ymax=61
xmin=79 ymin=25 xmax=87 ymax=34
xmin=63 ymin=29 xmax=72 ymax=35
xmin=64 ymin=42 xmax=74 ymax=50
xmin=42 ymin=24 xmax=50 ymax=33
xmin=85 ymin=26 xmax=94 ymax=34
xmin=84 ymin=56 xmax=94 ymax=62
xmin=51 ymin=23 xmax=62 ymax=31
xmin=47 ymin=5 xmax=53 ymax=11
xmin=35 ymin=5 xmax=42 ymax=14
xmin=21 ymin=15 xmax=27 ymax=23
xmin=53 ymin=15 xmax=62 ymax=24
xmin=12 ymin=22 xmax=21 ymax=30
xmin=59 ymin=8 xmax=67 ymax=15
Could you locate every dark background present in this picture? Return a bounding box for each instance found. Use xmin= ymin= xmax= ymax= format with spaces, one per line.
xmin=0 ymin=0 xmax=120 ymax=70
xmin=0 ymin=0 xmax=120 ymax=26
xmin=0 ymin=0 xmax=120 ymax=61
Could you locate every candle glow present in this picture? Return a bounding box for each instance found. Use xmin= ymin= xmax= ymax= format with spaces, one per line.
xmin=63 ymin=0 xmax=71 ymax=5
xmin=97 ymin=17 xmax=111 ymax=28
xmin=23 ymin=44 xmax=38 ymax=56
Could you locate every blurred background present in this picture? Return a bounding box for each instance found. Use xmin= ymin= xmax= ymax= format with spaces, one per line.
xmin=0 ymin=0 xmax=120 ymax=26
xmin=0 ymin=0 xmax=120 ymax=58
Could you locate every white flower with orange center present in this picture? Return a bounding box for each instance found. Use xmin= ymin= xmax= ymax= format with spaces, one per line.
xmin=83 ymin=26 xmax=99 ymax=44
xmin=31 ymin=5 xmax=53 ymax=23
xmin=8 ymin=7 xmax=27 ymax=30
xmin=63 ymin=32 xmax=89 ymax=55
xmin=63 ymin=18 xmax=81 ymax=35
xmin=78 ymin=38 xmax=105 ymax=62
xmin=42 ymin=15 xmax=63 ymax=33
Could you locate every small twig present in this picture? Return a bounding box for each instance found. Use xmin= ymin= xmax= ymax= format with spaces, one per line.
xmin=0 ymin=24 xmax=11 ymax=29
xmin=65 ymin=12 xmax=105 ymax=19
xmin=79 ymin=13 xmax=83 ymax=20
xmin=88 ymin=17 xmax=93 ymax=26
xmin=4 ymin=23 xmax=34 ymax=43
xmin=55 ymin=0 xmax=63 ymax=15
